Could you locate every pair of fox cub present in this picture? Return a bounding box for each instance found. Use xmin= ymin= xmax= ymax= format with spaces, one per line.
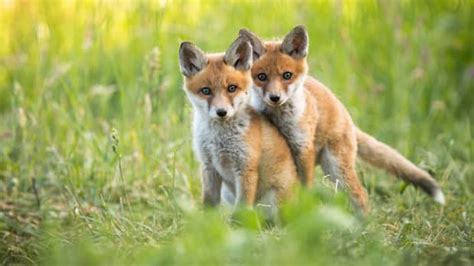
xmin=178 ymin=26 xmax=445 ymax=214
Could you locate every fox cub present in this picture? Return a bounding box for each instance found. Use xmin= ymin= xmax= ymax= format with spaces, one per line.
xmin=239 ymin=26 xmax=445 ymax=212
xmin=178 ymin=37 xmax=297 ymax=212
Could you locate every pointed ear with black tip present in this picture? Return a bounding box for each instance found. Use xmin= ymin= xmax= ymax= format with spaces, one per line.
xmin=224 ymin=37 xmax=253 ymax=71
xmin=281 ymin=25 xmax=308 ymax=59
xmin=178 ymin=42 xmax=208 ymax=77
xmin=239 ymin=28 xmax=265 ymax=60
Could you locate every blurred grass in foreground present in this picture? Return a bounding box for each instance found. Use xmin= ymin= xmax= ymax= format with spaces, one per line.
xmin=0 ymin=0 xmax=472 ymax=265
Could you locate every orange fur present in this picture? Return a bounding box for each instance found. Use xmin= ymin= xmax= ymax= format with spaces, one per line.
xmin=180 ymin=41 xmax=298 ymax=209
xmin=255 ymin=41 xmax=370 ymax=209
xmin=240 ymin=26 xmax=445 ymax=212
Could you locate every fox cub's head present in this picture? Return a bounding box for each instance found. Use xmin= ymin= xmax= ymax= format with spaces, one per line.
xmin=179 ymin=37 xmax=253 ymax=120
xmin=239 ymin=26 xmax=308 ymax=106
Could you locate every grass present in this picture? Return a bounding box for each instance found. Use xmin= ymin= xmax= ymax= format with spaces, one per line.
xmin=0 ymin=0 xmax=472 ymax=265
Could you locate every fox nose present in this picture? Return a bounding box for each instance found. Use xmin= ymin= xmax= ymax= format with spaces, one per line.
xmin=269 ymin=95 xmax=280 ymax=103
xmin=216 ymin=109 xmax=228 ymax=118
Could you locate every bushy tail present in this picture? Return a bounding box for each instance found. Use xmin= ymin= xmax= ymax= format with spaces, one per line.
xmin=356 ymin=128 xmax=445 ymax=205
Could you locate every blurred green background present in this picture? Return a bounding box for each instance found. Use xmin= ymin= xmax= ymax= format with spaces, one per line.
xmin=0 ymin=0 xmax=472 ymax=265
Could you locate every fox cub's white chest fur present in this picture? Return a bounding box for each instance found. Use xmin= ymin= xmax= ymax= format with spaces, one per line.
xmin=193 ymin=112 xmax=250 ymax=203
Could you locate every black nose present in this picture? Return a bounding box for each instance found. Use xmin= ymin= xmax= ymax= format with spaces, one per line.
xmin=216 ymin=109 xmax=227 ymax=117
xmin=269 ymin=95 xmax=280 ymax=103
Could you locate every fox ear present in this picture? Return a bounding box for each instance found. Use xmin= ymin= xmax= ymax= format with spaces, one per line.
xmin=239 ymin=28 xmax=265 ymax=60
xmin=224 ymin=37 xmax=253 ymax=71
xmin=281 ymin=25 xmax=308 ymax=59
xmin=179 ymin=42 xmax=208 ymax=77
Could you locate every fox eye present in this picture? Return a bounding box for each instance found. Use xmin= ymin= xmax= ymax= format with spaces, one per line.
xmin=228 ymin=85 xmax=237 ymax=93
xmin=282 ymin=72 xmax=293 ymax=80
xmin=200 ymin=87 xmax=211 ymax=95
xmin=257 ymin=73 xmax=267 ymax=81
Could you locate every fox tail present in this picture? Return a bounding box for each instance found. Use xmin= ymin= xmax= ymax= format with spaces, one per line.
xmin=356 ymin=128 xmax=445 ymax=205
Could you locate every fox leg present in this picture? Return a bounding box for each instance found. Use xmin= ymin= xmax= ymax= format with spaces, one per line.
xmin=321 ymin=139 xmax=369 ymax=213
xmin=339 ymin=158 xmax=369 ymax=213
xmin=201 ymin=165 xmax=222 ymax=207
xmin=235 ymin=164 xmax=259 ymax=208
xmin=298 ymin=146 xmax=316 ymax=187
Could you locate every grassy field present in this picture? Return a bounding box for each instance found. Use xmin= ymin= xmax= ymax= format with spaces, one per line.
xmin=0 ymin=0 xmax=472 ymax=265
